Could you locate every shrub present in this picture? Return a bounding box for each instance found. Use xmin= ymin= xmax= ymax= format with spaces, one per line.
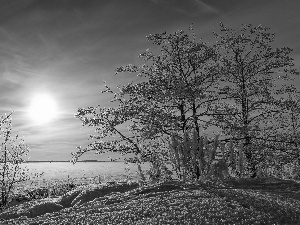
xmin=0 ymin=113 xmax=40 ymax=209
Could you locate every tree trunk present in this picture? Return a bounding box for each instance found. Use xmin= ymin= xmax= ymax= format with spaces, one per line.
xmin=241 ymin=71 xmax=258 ymax=178
xmin=192 ymin=101 xmax=201 ymax=180
xmin=244 ymin=144 xmax=258 ymax=178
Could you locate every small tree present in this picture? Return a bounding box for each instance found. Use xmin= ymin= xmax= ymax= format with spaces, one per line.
xmin=0 ymin=112 xmax=31 ymax=208
xmin=267 ymin=85 xmax=300 ymax=177
xmin=115 ymin=28 xmax=231 ymax=179
xmin=273 ymin=85 xmax=300 ymax=149
xmin=211 ymin=23 xmax=298 ymax=178
xmin=72 ymin=28 xmax=225 ymax=181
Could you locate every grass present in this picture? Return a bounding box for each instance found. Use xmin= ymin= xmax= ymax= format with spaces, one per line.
xmin=0 ymin=175 xmax=300 ymax=224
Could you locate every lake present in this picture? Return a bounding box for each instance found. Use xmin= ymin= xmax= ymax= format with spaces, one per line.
xmin=21 ymin=161 xmax=151 ymax=183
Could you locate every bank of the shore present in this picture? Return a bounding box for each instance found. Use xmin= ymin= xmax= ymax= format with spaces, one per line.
xmin=1 ymin=178 xmax=300 ymax=224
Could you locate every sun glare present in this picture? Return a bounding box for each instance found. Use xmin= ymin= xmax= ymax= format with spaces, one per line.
xmin=28 ymin=94 xmax=58 ymax=124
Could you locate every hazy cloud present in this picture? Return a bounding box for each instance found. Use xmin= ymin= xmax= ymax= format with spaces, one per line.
xmin=0 ymin=0 xmax=299 ymax=160
xmin=150 ymin=0 xmax=218 ymax=16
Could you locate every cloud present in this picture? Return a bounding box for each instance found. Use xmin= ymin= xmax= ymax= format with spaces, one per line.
xmin=150 ymin=0 xmax=218 ymax=17
xmin=0 ymin=0 xmax=298 ymax=162
xmin=193 ymin=0 xmax=219 ymax=14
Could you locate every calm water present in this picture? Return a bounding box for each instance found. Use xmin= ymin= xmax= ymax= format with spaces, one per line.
xmin=21 ymin=162 xmax=151 ymax=181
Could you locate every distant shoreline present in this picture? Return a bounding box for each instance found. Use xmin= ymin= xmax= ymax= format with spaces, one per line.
xmin=22 ymin=160 xmax=124 ymax=163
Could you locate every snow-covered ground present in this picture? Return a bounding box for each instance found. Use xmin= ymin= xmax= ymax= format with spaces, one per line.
xmin=2 ymin=179 xmax=300 ymax=224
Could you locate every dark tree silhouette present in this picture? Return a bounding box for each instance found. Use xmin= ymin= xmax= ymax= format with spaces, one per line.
xmin=210 ymin=23 xmax=298 ymax=178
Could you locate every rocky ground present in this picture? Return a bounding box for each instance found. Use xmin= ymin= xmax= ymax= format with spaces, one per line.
xmin=0 ymin=177 xmax=300 ymax=224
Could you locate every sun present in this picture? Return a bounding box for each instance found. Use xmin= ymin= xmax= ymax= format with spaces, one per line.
xmin=28 ymin=94 xmax=58 ymax=124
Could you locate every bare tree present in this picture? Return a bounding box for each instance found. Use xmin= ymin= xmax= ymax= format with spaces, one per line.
xmin=72 ymin=24 xmax=299 ymax=181
xmin=0 ymin=113 xmax=31 ymax=208
xmin=73 ymin=28 xmax=228 ymax=180
xmin=210 ymin=23 xmax=298 ymax=177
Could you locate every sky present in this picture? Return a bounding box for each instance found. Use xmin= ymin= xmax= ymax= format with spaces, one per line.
xmin=0 ymin=0 xmax=299 ymax=161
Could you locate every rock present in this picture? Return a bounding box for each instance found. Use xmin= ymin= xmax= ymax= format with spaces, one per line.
xmin=71 ymin=183 xmax=139 ymax=206
xmin=8 ymin=195 xmax=31 ymax=208
xmin=58 ymin=189 xmax=81 ymax=208
xmin=0 ymin=200 xmax=63 ymax=220
xmin=130 ymin=183 xmax=184 ymax=196
xmin=0 ymin=207 xmax=28 ymax=220
xmin=28 ymin=202 xmax=63 ymax=218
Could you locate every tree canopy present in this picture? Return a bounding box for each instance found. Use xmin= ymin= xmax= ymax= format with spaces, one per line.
xmin=73 ymin=23 xmax=299 ymax=180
